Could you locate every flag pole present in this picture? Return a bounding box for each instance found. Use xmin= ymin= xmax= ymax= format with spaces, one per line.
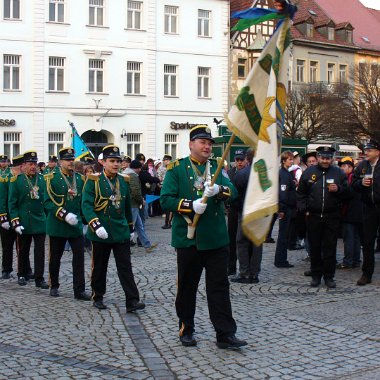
xmin=187 ymin=133 xmax=236 ymax=239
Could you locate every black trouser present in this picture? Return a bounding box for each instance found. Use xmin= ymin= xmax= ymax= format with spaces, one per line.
xmin=18 ymin=233 xmax=46 ymax=283
xmin=227 ymin=207 xmax=238 ymax=271
xmin=0 ymin=227 xmax=17 ymax=273
xmin=307 ymin=215 xmax=339 ymax=279
xmin=361 ymin=205 xmax=380 ymax=279
xmin=91 ymin=240 xmax=140 ymax=307
xmin=49 ymin=236 xmax=85 ymax=295
xmin=274 ymin=207 xmax=293 ymax=266
xmin=176 ymin=245 xmax=237 ymax=340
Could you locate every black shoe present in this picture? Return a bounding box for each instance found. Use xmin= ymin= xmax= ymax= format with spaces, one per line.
xmin=357 ymin=275 xmax=371 ymax=286
xmin=126 ymin=301 xmax=145 ymax=313
xmin=161 ymin=224 xmax=171 ymax=229
xmin=250 ymin=276 xmax=259 ymax=284
xmin=325 ymin=278 xmax=336 ymax=289
xmin=216 ymin=335 xmax=247 ymax=349
xmin=93 ymin=300 xmax=107 ymax=309
xmin=130 ymin=240 xmax=136 ymax=247
xmin=288 ymin=244 xmax=303 ymax=251
xmin=2 ymin=271 xmax=11 ymax=279
xmin=230 ymin=276 xmax=251 ymax=284
xmin=310 ymin=277 xmax=321 ymax=287
xmin=18 ymin=276 xmax=27 ymax=286
xmin=265 ymin=237 xmax=275 ymax=243
xmin=26 ymin=272 xmax=35 ymax=280
xmin=50 ymin=288 xmax=60 ymax=297
xmin=75 ymin=292 xmax=91 ymax=301
xmin=36 ymin=280 xmax=49 ymax=289
xmin=336 ymin=263 xmax=352 ymax=269
xmin=179 ymin=334 xmax=197 ymax=347
xmin=304 ymin=270 xmax=312 ymax=276
xmin=275 ymin=262 xmax=294 ymax=268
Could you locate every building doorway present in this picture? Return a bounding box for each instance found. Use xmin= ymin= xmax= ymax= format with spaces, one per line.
xmin=81 ymin=130 xmax=109 ymax=158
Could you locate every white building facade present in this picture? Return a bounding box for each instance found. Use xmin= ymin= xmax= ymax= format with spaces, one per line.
xmin=0 ymin=0 xmax=230 ymax=161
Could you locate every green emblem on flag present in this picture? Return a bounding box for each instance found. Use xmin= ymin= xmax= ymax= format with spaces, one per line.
xmin=254 ymin=159 xmax=272 ymax=192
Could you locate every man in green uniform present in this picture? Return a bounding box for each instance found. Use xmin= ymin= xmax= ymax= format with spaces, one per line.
xmin=44 ymin=147 xmax=91 ymax=300
xmin=82 ymin=145 xmax=145 ymax=312
xmin=0 ymin=155 xmax=31 ymax=279
xmin=43 ymin=155 xmax=58 ymax=174
xmin=8 ymin=151 xmax=48 ymax=288
xmin=160 ymin=125 xmax=247 ymax=349
xmin=0 ymin=154 xmax=10 ymax=178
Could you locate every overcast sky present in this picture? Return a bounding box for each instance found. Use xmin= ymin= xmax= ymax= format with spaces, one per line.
xmin=359 ymin=0 xmax=380 ymax=9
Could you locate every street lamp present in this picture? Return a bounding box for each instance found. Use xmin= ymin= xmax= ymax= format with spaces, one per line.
xmin=121 ymin=129 xmax=127 ymax=138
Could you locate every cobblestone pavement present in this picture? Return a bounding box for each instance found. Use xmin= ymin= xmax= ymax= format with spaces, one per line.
xmin=0 ymin=216 xmax=379 ymax=379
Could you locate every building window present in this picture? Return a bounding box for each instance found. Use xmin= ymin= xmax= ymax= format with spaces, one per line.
xmin=165 ymin=133 xmax=177 ymax=159
xmin=328 ymin=27 xmax=334 ymax=41
xmin=3 ymin=54 xmax=20 ymax=91
xmin=327 ymin=63 xmax=336 ymax=84
xmin=306 ymin=23 xmax=313 ymax=38
xmin=89 ymin=0 xmax=104 ymax=26
xmin=164 ymin=5 xmax=178 ymax=34
xmin=238 ymin=58 xmax=246 ymax=78
xmin=359 ymin=62 xmax=366 ymax=85
xmin=346 ymin=30 xmax=353 ymax=43
xmin=127 ymin=61 xmax=141 ymax=95
xmin=49 ymin=0 xmax=65 ymax=23
xmin=127 ymin=0 xmax=142 ymax=29
xmin=309 ymin=61 xmax=318 ymax=83
xmin=198 ymin=9 xmax=211 ymax=37
xmin=371 ymin=63 xmax=378 ymax=85
xmin=197 ymin=66 xmax=210 ymax=98
xmin=296 ymin=59 xmax=305 ymax=82
xmin=125 ymin=133 xmax=141 ymax=158
xmin=49 ymin=57 xmax=65 ymax=91
xmin=89 ymin=59 xmax=104 ymax=93
xmin=4 ymin=0 xmax=20 ymax=19
xmin=164 ymin=64 xmax=177 ymax=97
xmin=339 ymin=64 xmax=348 ymax=83
xmin=4 ymin=132 xmax=20 ymax=157
xmin=48 ymin=132 xmax=64 ymax=155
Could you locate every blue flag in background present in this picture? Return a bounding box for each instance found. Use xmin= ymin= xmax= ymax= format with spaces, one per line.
xmin=70 ymin=122 xmax=94 ymax=160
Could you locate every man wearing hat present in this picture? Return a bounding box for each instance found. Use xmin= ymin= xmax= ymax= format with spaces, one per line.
xmin=160 ymin=125 xmax=247 ymax=349
xmin=158 ymin=155 xmax=173 ymax=229
xmin=8 ymin=151 xmax=48 ymax=288
xmin=297 ymin=146 xmax=348 ymax=288
xmin=44 ymin=147 xmax=91 ymax=300
xmin=43 ymin=155 xmax=58 ymax=174
xmin=0 ymin=154 xmax=10 ymax=178
xmin=302 ymin=152 xmax=317 ymax=168
xmin=135 ymin=153 xmax=146 ymax=164
xmin=82 ymin=145 xmax=145 ymax=312
xmin=226 ymin=149 xmax=246 ymax=276
xmin=336 ymin=157 xmax=363 ymax=270
xmin=0 ymin=155 xmax=32 ymax=279
xmin=352 ymin=139 xmax=380 ymax=285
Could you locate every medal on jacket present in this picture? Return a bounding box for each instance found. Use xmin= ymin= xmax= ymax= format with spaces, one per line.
xmin=67 ymin=188 xmax=77 ymax=199
xmin=60 ymin=169 xmax=77 ymax=200
xmin=194 ymin=177 xmax=205 ymax=196
xmin=190 ymin=159 xmax=211 ymax=197
xmin=31 ymin=186 xmax=39 ymax=199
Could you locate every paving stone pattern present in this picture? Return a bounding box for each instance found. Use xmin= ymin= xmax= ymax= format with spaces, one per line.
xmin=0 ymin=216 xmax=379 ymax=379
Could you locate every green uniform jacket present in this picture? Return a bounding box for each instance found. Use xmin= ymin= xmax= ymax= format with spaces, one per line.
xmin=0 ymin=173 xmax=12 ymax=224
xmin=44 ymin=170 xmax=85 ymax=238
xmin=8 ymin=174 xmax=46 ymax=234
xmin=82 ymin=172 xmax=133 ymax=243
xmin=0 ymin=167 xmax=11 ymax=179
xmin=43 ymin=167 xmax=56 ymax=175
xmin=160 ymin=157 xmax=236 ymax=250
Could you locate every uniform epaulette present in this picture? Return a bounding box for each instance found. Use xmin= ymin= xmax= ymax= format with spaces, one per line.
xmin=167 ymin=159 xmax=180 ymax=171
xmin=10 ymin=175 xmax=18 ymax=183
xmin=44 ymin=172 xmax=54 ymax=181
xmin=87 ymin=173 xmax=101 ymax=181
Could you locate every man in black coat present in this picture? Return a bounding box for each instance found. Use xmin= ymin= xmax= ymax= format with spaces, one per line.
xmin=352 ymin=139 xmax=380 ymax=285
xmin=297 ymin=146 xmax=348 ymax=288
xmin=274 ymin=151 xmax=297 ymax=268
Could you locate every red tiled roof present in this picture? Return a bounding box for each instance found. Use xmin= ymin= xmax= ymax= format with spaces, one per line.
xmin=315 ymin=0 xmax=380 ymax=51
xmin=369 ymin=8 xmax=380 ymax=24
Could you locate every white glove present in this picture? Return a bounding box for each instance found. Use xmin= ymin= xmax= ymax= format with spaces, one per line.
xmin=96 ymin=226 xmax=108 ymax=240
xmin=130 ymin=232 xmax=136 ymax=242
xmin=15 ymin=226 xmax=24 ymax=235
xmin=193 ymin=198 xmax=207 ymax=214
xmin=1 ymin=222 xmax=10 ymax=230
xmin=203 ymin=181 xmax=220 ymax=198
xmin=65 ymin=213 xmax=78 ymax=226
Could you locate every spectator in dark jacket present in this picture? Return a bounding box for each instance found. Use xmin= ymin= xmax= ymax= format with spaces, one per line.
xmin=336 ymin=157 xmax=363 ymax=269
xmin=274 ymin=151 xmax=297 ymax=268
